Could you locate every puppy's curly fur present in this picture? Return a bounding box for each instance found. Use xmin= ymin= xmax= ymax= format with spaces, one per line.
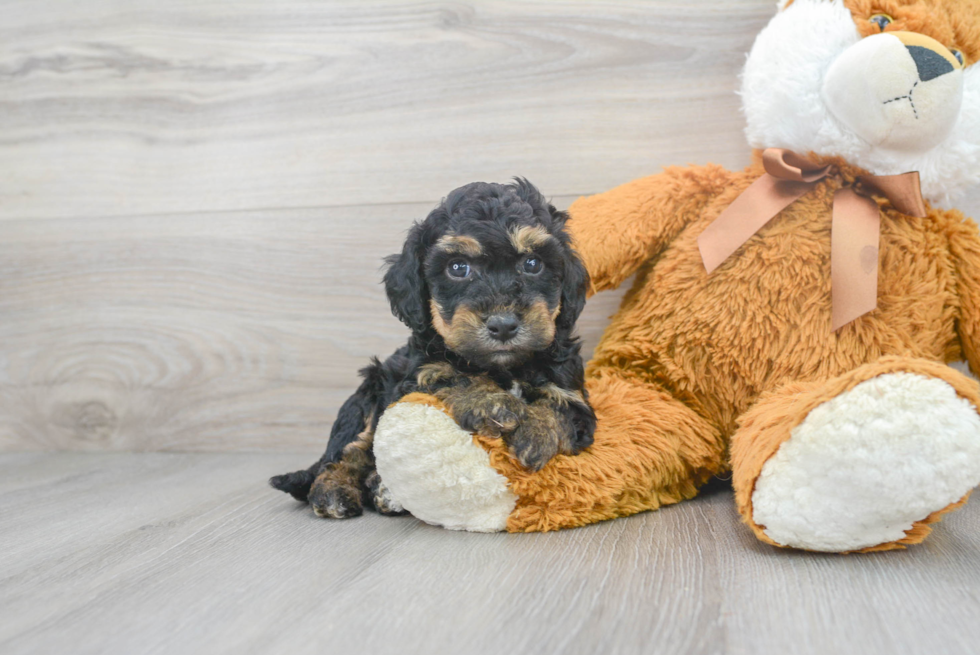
xmin=270 ymin=179 xmax=596 ymax=519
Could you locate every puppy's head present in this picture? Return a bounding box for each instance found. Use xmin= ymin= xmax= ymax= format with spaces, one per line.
xmin=383 ymin=179 xmax=589 ymax=369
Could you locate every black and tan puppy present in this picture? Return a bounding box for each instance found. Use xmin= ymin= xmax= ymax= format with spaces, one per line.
xmin=270 ymin=179 xmax=596 ymax=519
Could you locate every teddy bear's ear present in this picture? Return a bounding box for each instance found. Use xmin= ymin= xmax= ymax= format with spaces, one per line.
xmin=550 ymin=206 xmax=590 ymax=333
xmin=383 ymin=219 xmax=433 ymax=333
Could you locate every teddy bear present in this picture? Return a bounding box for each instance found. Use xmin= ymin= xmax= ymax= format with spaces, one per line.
xmin=372 ymin=0 xmax=980 ymax=552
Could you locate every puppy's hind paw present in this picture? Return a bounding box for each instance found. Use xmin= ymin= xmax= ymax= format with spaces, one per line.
xmin=308 ymin=480 xmax=363 ymax=519
xmin=366 ymin=470 xmax=407 ymax=516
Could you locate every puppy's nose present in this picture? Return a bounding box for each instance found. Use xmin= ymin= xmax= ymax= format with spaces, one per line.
xmin=486 ymin=314 xmax=520 ymax=342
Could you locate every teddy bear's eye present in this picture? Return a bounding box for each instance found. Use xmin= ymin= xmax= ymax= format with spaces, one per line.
xmin=869 ymin=13 xmax=893 ymax=31
xmin=950 ymin=48 xmax=965 ymax=66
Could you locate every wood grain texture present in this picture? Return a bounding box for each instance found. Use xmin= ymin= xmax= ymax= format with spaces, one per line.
xmin=0 ymin=0 xmax=773 ymax=220
xmin=2 ymin=453 xmax=979 ymax=655
xmin=1 ymin=0 xmax=978 ymax=451
xmin=0 ymin=197 xmax=625 ymax=451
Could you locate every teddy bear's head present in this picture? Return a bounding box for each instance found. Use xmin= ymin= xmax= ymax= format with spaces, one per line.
xmin=741 ymin=0 xmax=980 ymax=205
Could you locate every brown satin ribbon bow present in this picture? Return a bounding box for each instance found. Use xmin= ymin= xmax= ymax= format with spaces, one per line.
xmin=697 ymin=149 xmax=927 ymax=331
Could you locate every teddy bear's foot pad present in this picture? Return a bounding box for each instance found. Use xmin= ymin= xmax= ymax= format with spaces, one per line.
xmin=752 ymin=372 xmax=980 ymax=552
xmin=374 ymin=400 xmax=517 ymax=532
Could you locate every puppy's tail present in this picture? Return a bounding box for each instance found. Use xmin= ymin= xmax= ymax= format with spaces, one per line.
xmin=269 ymin=465 xmax=318 ymax=502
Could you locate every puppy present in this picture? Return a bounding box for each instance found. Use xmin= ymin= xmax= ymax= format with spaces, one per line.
xmin=270 ymin=179 xmax=596 ymax=519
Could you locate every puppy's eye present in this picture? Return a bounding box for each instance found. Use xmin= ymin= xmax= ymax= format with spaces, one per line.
xmin=869 ymin=14 xmax=892 ymax=31
xmin=951 ymin=48 xmax=965 ymax=66
xmin=522 ymin=256 xmax=544 ymax=275
xmin=447 ymin=260 xmax=471 ymax=279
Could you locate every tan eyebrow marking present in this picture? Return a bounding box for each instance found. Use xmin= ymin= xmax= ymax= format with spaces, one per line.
xmin=435 ymin=234 xmax=483 ymax=257
xmin=509 ymin=225 xmax=554 ymax=254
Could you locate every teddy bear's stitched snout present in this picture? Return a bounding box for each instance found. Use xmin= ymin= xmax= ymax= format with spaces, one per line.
xmin=823 ymin=30 xmax=963 ymax=153
xmin=882 ymin=81 xmax=918 ymax=120
xmin=881 ymin=35 xmax=961 ymax=121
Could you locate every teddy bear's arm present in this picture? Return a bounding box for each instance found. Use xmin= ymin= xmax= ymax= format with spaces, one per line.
xmin=566 ymin=164 xmax=734 ymax=294
xmin=950 ymin=215 xmax=980 ymax=375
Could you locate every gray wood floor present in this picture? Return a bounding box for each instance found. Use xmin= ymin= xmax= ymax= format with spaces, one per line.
xmin=2 ymin=453 xmax=979 ymax=655
xmin=4 ymin=2 xmax=980 ymax=653
xmin=3 ymin=0 xmax=978 ymax=453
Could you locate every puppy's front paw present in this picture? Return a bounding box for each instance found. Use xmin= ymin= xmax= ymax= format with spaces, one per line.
xmin=505 ymin=403 xmax=576 ymax=471
xmin=506 ymin=423 xmax=560 ymax=471
xmin=308 ymin=471 xmax=363 ymax=519
xmin=455 ymin=393 xmax=526 ymax=437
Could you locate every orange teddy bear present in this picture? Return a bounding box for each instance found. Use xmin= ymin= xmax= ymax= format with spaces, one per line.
xmin=373 ymin=0 xmax=980 ymax=552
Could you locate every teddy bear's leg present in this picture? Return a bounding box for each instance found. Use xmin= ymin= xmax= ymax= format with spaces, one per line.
xmin=731 ymin=357 xmax=980 ymax=553
xmin=373 ymin=393 xmax=521 ymax=532
xmin=374 ymin=368 xmax=727 ymax=532
xmin=500 ymin=367 xmax=726 ymax=531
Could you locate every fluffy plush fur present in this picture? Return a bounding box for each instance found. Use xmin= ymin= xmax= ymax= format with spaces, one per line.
xmin=750 ymin=371 xmax=980 ymax=552
xmin=269 ymin=179 xmax=595 ymax=519
xmin=744 ymin=0 xmax=980 ymax=205
xmin=374 ymin=396 xmax=518 ymax=532
xmin=372 ymin=0 xmax=980 ymax=550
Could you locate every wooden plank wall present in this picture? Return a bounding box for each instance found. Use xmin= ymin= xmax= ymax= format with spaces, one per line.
xmin=3 ymin=1 xmax=979 ymax=452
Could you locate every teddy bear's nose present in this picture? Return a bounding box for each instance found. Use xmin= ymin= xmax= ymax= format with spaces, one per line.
xmin=906 ymin=45 xmax=954 ymax=82
xmin=888 ymin=30 xmax=962 ymax=82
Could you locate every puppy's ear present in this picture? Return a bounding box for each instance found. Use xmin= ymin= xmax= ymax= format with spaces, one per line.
xmin=552 ymin=207 xmax=590 ymax=333
xmin=383 ymin=221 xmax=431 ymax=332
